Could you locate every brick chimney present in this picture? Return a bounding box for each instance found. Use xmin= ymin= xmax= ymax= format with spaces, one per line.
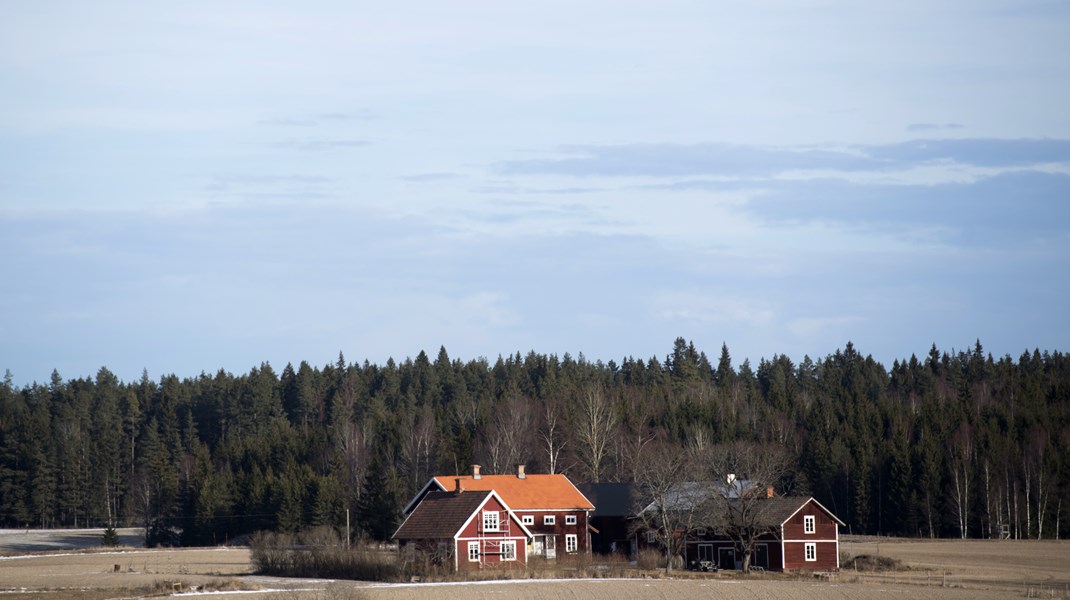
xmin=517 ymin=465 xmax=526 ymax=479
xmin=472 ymin=464 xmax=482 ymax=480
xmin=455 ymin=478 xmax=464 ymax=494
xmin=766 ymin=486 xmax=775 ymax=498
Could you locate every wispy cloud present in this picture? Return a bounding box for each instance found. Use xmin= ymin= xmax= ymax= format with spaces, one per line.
xmin=258 ymin=111 xmax=378 ymax=128
xmin=400 ymin=172 xmax=461 ymax=183
xmin=907 ymin=123 xmax=964 ymax=132
xmin=494 ymin=139 xmax=1070 ymax=178
xmin=267 ymin=138 xmax=371 ymax=151
xmin=652 ymin=291 xmax=777 ymax=328
xmin=203 ymin=173 xmax=337 ymax=202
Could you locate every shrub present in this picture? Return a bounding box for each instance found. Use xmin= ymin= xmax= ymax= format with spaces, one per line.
xmin=250 ymin=529 xmax=400 ymax=582
xmin=842 ymin=554 xmax=903 ymax=572
xmin=636 ymin=547 xmax=665 ymax=571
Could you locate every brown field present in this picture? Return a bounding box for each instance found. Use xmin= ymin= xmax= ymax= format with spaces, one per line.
xmin=0 ymin=530 xmax=1068 ymax=599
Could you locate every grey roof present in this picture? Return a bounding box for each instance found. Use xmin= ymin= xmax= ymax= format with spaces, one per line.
xmin=641 ymin=480 xmax=759 ymax=513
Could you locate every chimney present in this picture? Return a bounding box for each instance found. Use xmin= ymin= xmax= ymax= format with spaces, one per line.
xmin=472 ymin=464 xmax=482 ymax=480
xmin=766 ymin=486 xmax=775 ymax=498
xmin=455 ymin=478 xmax=464 ymax=494
xmin=517 ymin=465 xmax=526 ymax=479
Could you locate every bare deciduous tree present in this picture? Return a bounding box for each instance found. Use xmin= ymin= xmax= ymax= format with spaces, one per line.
xmin=949 ymin=423 xmax=974 ymax=539
xmin=631 ymin=441 xmax=706 ymax=573
xmin=573 ymin=385 xmax=618 ymax=482
xmin=540 ymin=396 xmax=566 ymax=474
xmin=705 ymin=441 xmax=793 ymax=573
xmin=484 ymin=395 xmax=532 ymax=474
xmin=400 ymin=404 xmax=437 ymax=489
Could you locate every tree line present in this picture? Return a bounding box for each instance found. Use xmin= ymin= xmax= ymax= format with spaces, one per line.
xmin=0 ymin=338 xmax=1067 ymax=544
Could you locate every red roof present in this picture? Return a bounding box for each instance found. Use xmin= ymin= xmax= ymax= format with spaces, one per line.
xmin=432 ymin=473 xmax=594 ymax=511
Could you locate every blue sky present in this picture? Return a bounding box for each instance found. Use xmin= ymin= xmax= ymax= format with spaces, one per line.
xmin=2 ymin=1 xmax=1068 ymax=386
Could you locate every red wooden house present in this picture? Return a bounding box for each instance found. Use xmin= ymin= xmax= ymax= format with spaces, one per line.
xmin=404 ymin=465 xmax=595 ymax=559
xmin=685 ymin=496 xmax=845 ymax=571
xmin=393 ymin=485 xmax=533 ymax=573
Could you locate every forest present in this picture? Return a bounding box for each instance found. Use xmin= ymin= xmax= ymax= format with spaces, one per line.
xmin=0 ymin=338 xmax=1067 ymax=546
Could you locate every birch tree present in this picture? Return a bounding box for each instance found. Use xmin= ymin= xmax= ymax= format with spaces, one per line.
xmin=573 ymin=385 xmax=618 ymax=483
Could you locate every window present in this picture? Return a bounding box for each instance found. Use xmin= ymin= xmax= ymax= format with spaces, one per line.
xmin=565 ymin=534 xmax=578 ymax=553
xmin=544 ymin=515 xmax=556 ymax=526
xmin=501 ymin=540 xmax=517 ymax=561
xmin=468 ymin=541 xmax=480 ymax=562
xmin=696 ymin=528 xmax=707 ymax=537
xmin=565 ymin=515 xmax=577 ymax=525
xmin=645 ymin=531 xmax=656 ymax=543
xmin=483 ymin=510 xmax=500 ymax=532
xmin=804 ymin=515 xmax=815 ymax=534
xmin=522 ymin=515 xmax=534 ymax=526
xmin=804 ymin=542 xmax=817 ymax=561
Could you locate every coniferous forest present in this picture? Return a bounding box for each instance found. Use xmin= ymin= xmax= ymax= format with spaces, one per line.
xmin=1 ymin=339 xmax=1067 ymax=545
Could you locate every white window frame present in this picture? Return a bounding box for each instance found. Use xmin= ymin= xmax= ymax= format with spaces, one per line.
xmin=501 ymin=540 xmax=517 ymax=561
xmin=544 ymin=515 xmax=556 ymax=526
xmin=468 ymin=541 xmax=480 ymax=562
xmin=565 ymin=515 xmax=577 ymax=525
xmin=696 ymin=527 xmax=707 ymax=536
xmin=804 ymin=542 xmax=817 ymax=561
xmin=645 ymin=531 xmax=656 ymax=543
xmin=804 ymin=515 xmax=815 ymax=534
xmin=565 ymin=534 xmax=578 ymax=553
xmin=483 ymin=510 xmax=500 ymax=532
xmin=521 ymin=515 xmax=534 ymax=526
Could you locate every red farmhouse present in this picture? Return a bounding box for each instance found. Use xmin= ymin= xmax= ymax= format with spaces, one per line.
xmin=686 ymin=496 xmax=845 ymax=571
xmin=393 ymin=486 xmax=532 ymax=572
xmin=405 ymin=465 xmax=595 ymax=559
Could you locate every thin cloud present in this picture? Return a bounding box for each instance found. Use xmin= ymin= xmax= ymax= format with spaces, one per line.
xmin=907 ymin=123 xmax=964 ymax=132
xmin=267 ymin=138 xmax=371 ymax=151
xmin=742 ymin=171 xmax=1070 ymax=246
xmin=788 ymin=316 xmax=865 ymax=337
xmin=493 ymin=139 xmax=1070 ymax=178
xmin=400 ymin=172 xmax=461 ymax=183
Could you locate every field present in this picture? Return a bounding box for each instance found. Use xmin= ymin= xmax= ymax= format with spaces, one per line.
xmin=1 ymin=530 xmax=1068 ymax=599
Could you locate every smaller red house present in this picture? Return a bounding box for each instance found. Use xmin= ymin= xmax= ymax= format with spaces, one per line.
xmin=393 ymin=486 xmax=533 ymax=573
xmin=685 ymin=496 xmax=845 ymax=571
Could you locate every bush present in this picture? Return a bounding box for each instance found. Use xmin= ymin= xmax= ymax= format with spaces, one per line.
xmin=250 ymin=528 xmax=400 ymax=582
xmin=842 ymin=554 xmax=903 ymax=572
xmin=636 ymin=547 xmax=665 ymax=571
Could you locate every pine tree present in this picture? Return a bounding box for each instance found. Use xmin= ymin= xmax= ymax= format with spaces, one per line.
xmin=356 ymin=453 xmax=399 ymax=541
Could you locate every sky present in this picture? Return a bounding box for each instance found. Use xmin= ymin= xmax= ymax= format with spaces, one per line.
xmin=2 ymin=1 xmax=1069 ymax=387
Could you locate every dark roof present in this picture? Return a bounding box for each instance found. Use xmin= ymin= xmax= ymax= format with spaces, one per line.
xmin=577 ymin=482 xmax=636 ymax=517
xmin=753 ymin=496 xmax=814 ymax=527
xmin=393 ymin=490 xmax=491 ymax=540
xmin=742 ymin=496 xmax=847 ymax=528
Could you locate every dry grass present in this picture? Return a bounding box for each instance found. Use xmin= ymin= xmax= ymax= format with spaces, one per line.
xmin=2 ymin=531 xmax=1069 ymax=599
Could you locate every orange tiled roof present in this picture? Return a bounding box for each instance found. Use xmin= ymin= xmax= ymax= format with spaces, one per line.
xmin=432 ymin=473 xmax=594 ymax=511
